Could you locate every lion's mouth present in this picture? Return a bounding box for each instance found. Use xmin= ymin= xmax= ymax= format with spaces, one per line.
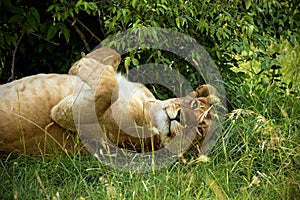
xmin=166 ymin=108 xmax=183 ymax=137
xmin=169 ymin=108 xmax=181 ymax=123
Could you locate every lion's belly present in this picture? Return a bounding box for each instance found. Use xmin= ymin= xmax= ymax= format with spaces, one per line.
xmin=0 ymin=74 xmax=80 ymax=154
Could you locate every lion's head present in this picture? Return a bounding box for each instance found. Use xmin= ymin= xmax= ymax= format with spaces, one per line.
xmin=141 ymin=84 xmax=222 ymax=154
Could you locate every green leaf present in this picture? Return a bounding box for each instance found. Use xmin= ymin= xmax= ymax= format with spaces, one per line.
xmin=132 ymin=0 xmax=137 ymax=8
xmin=75 ymin=0 xmax=83 ymax=8
xmin=132 ymin=58 xmax=139 ymax=66
xmin=46 ymin=25 xmax=57 ymax=40
xmin=245 ymin=0 xmax=251 ymax=10
xmin=175 ymin=17 xmax=180 ymax=28
xmin=8 ymin=14 xmax=23 ymax=24
xmin=75 ymin=6 xmax=79 ymax=14
xmin=246 ymin=25 xmax=254 ymax=37
xmin=61 ymin=27 xmax=70 ymax=43
xmin=124 ymin=57 xmax=131 ymax=72
xmin=26 ymin=14 xmax=38 ymax=31
xmin=261 ymin=60 xmax=270 ymax=70
xmin=63 ymin=11 xmax=69 ymax=20
xmin=47 ymin=5 xmax=55 ymax=12
xmin=30 ymin=7 xmax=40 ymax=24
xmin=122 ymin=9 xmax=126 ymax=17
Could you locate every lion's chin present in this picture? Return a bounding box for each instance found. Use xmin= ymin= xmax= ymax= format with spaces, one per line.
xmin=169 ymin=120 xmax=183 ymax=137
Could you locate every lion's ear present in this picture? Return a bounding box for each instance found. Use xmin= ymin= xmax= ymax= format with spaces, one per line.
xmin=191 ymin=84 xmax=222 ymax=107
xmin=195 ymin=85 xmax=227 ymax=114
xmin=192 ymin=84 xmax=217 ymax=98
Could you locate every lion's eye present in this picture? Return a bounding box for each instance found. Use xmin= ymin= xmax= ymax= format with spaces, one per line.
xmin=191 ymin=100 xmax=198 ymax=109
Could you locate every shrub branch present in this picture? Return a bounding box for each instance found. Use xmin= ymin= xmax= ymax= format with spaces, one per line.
xmin=8 ymin=33 xmax=24 ymax=82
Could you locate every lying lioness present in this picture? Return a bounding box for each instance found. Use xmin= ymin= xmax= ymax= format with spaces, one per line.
xmin=0 ymin=48 xmax=222 ymax=156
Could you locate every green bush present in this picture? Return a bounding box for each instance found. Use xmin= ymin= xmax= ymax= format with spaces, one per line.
xmin=1 ymin=0 xmax=299 ymax=98
xmin=0 ymin=0 xmax=101 ymax=81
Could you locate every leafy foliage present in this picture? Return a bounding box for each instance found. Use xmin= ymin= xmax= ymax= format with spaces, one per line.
xmin=0 ymin=0 xmax=103 ymax=81
xmin=1 ymin=0 xmax=299 ymax=94
xmin=102 ymin=0 xmax=299 ymax=82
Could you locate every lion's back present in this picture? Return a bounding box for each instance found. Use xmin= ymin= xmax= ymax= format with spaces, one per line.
xmin=0 ymin=74 xmax=78 ymax=154
xmin=0 ymin=74 xmax=77 ymax=117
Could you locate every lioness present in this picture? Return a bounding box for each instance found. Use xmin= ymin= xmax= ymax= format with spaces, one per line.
xmin=0 ymin=47 xmax=222 ymax=156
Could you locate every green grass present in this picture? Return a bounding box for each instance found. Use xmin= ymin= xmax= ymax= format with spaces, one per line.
xmin=1 ymin=81 xmax=299 ymax=199
xmin=1 ymin=41 xmax=299 ymax=199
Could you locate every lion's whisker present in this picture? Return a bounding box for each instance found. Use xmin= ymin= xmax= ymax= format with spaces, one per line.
xmin=199 ymin=105 xmax=213 ymax=122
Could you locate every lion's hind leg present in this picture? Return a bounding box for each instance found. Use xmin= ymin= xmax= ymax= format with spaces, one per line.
xmin=69 ymin=52 xmax=119 ymax=114
xmin=52 ymin=48 xmax=121 ymax=131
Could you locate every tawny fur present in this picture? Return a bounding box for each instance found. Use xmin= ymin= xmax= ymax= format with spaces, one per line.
xmin=0 ymin=47 xmax=220 ymax=156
